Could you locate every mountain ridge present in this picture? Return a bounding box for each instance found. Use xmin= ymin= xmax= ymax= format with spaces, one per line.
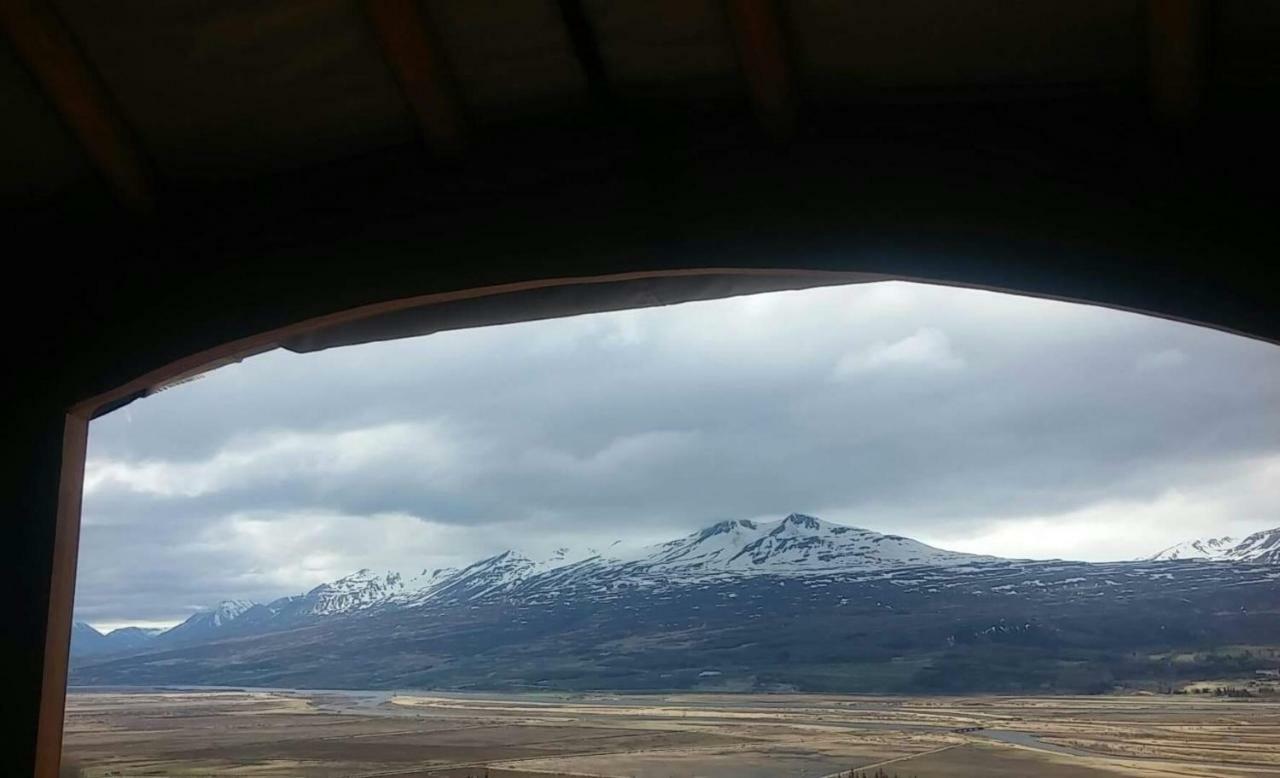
xmin=146 ymin=514 xmax=994 ymax=636
xmin=1149 ymin=528 xmax=1280 ymax=563
xmin=99 ymin=517 xmax=1280 ymax=644
xmin=70 ymin=515 xmax=1280 ymax=693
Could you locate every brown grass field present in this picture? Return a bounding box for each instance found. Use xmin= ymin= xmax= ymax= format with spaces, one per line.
xmin=62 ymin=688 xmax=1280 ymax=777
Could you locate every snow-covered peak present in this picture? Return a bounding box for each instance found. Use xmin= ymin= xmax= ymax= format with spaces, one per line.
xmin=1149 ymin=536 xmax=1237 ymax=561
xmin=1223 ymin=528 xmax=1280 ymax=563
xmin=281 ymin=545 xmax=626 ymax=615
xmin=185 ymin=517 xmax=986 ymax=620
xmin=537 ymin=542 xmax=624 ymax=567
xmin=164 ymin=515 xmax=994 ymax=622
xmin=1149 ymin=529 xmax=1279 ymax=563
xmin=205 ymin=599 xmax=257 ymax=626
xmin=779 ymin=513 xmax=822 ymax=531
xmin=159 ymin=599 xmax=260 ymax=642
xmin=640 ymin=514 xmax=983 ymax=575
xmin=419 ymin=550 xmax=541 ymax=601
xmin=300 ymin=569 xmax=406 ymax=615
xmin=646 ymin=519 xmax=765 ymax=567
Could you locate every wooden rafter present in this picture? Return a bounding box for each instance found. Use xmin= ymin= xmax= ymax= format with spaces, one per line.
xmin=1147 ymin=0 xmax=1204 ymax=125
xmin=557 ymin=0 xmax=611 ymax=109
xmin=365 ymin=0 xmax=464 ymax=154
xmin=725 ymin=0 xmax=794 ymax=138
xmin=0 ymin=0 xmax=153 ymax=212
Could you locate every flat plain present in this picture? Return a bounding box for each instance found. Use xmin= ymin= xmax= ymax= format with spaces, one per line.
xmin=62 ymin=688 xmax=1280 ymax=777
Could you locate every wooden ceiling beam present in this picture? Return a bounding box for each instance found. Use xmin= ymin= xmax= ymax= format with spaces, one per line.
xmin=725 ymin=0 xmax=794 ymax=139
xmin=365 ymin=0 xmax=464 ymax=155
xmin=557 ymin=0 xmax=612 ymax=110
xmin=1147 ymin=0 xmax=1204 ymax=126
xmin=0 ymin=0 xmax=153 ymax=212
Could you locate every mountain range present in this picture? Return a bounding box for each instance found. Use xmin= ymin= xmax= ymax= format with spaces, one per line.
xmin=71 ymin=623 xmax=164 ymax=657
xmin=71 ymin=515 xmax=1280 ymax=694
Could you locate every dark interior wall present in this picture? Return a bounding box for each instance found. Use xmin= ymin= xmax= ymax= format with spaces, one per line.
xmin=4 ymin=99 xmax=1279 ymax=773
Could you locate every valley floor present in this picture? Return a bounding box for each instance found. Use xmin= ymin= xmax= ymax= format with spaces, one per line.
xmin=62 ymin=688 xmax=1280 ymax=777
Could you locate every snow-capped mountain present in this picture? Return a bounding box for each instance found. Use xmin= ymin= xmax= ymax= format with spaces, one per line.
xmin=288 ymin=540 xmax=647 ymax=613
xmin=71 ymin=515 xmax=1280 ymax=692
xmin=296 ymin=569 xmax=408 ymax=616
xmin=205 ymin=599 xmax=257 ymax=625
xmin=400 ymin=545 xmax=624 ymax=605
xmin=76 ymin=516 xmax=1280 ymax=665
xmin=86 ymin=514 xmax=993 ymax=647
xmin=637 ymin=514 xmax=986 ymax=575
xmin=161 ymin=599 xmax=259 ymax=642
xmin=1149 ymin=528 xmax=1280 ymax=563
xmin=426 ymin=551 xmax=545 ymax=602
xmin=143 ymin=514 xmax=994 ymax=626
xmin=379 ymin=514 xmax=988 ymax=606
xmin=265 ymin=551 xmax=615 ymax=616
xmin=1230 ymin=528 xmax=1280 ymax=563
xmin=1150 ymin=536 xmax=1237 ymax=561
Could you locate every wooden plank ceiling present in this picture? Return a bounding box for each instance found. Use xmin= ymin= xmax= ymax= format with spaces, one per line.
xmin=2 ymin=0 xmax=1276 ymax=212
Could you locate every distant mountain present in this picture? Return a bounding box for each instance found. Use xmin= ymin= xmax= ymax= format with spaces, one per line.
xmin=1150 ymin=536 xmax=1238 ymax=561
xmin=294 ymin=569 xmax=408 ymax=616
xmin=70 ymin=622 xmax=106 ymax=656
xmin=636 ymin=514 xmax=988 ymax=574
xmin=1150 ymin=527 xmax=1280 ymax=563
xmin=158 ymin=599 xmax=259 ymax=644
xmin=128 ymin=514 xmax=986 ymax=622
xmin=71 ymin=515 xmax=1280 ymax=694
xmin=70 ymin=622 xmax=164 ymax=658
xmin=1230 ymin=528 xmax=1280 ymax=563
xmin=103 ymin=626 xmax=165 ymax=650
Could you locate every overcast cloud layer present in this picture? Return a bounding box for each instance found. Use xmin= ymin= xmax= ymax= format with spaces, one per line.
xmin=77 ymin=282 xmax=1280 ymax=629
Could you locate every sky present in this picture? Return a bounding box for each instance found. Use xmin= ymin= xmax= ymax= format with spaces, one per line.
xmin=76 ymin=281 xmax=1280 ymax=630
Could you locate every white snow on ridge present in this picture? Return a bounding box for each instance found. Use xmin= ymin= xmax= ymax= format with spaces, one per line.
xmin=205 ymin=599 xmax=256 ymax=626
xmin=247 ymin=513 xmax=994 ymax=616
xmin=638 ymin=514 xmax=987 ymax=575
xmin=158 ymin=598 xmax=259 ymax=640
xmin=1231 ymin=528 xmax=1280 ymax=564
xmin=1149 ymin=536 xmax=1237 ymax=561
xmin=177 ymin=517 xmax=1280 ymax=620
xmin=1149 ymin=528 xmax=1280 ymax=563
xmin=301 ymin=569 xmax=407 ymax=615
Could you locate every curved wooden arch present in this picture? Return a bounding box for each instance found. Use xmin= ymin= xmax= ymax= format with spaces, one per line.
xmin=35 ymin=251 xmax=1279 ymax=775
